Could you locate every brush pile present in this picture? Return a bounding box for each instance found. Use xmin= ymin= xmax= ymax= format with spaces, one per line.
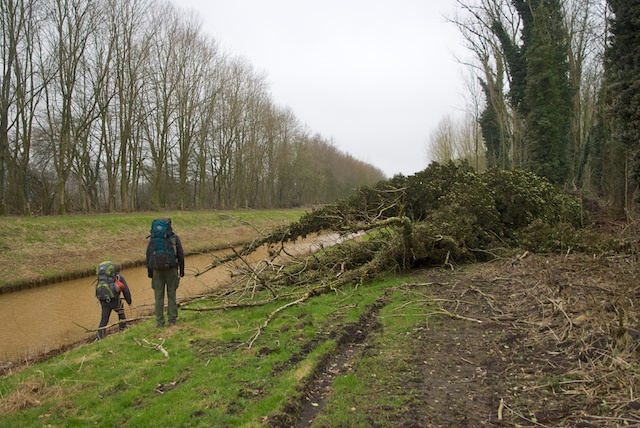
xmin=202 ymin=161 xmax=617 ymax=293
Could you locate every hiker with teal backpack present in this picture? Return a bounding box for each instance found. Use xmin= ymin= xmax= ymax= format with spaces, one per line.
xmin=95 ymin=262 xmax=132 ymax=339
xmin=146 ymin=218 xmax=185 ymax=327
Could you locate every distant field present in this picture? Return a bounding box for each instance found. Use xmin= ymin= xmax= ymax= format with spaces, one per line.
xmin=0 ymin=210 xmax=305 ymax=291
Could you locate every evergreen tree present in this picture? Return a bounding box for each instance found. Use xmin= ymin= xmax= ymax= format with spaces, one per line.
xmin=492 ymin=0 xmax=573 ymax=185
xmin=479 ymin=79 xmax=508 ymax=169
xmin=605 ymin=0 xmax=640 ymax=209
xmin=521 ymin=0 xmax=573 ymax=185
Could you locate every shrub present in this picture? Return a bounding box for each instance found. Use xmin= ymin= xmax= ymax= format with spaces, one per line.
xmin=482 ymin=168 xmax=589 ymax=236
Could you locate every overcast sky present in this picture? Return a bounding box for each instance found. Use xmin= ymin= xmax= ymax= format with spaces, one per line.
xmin=175 ymin=0 xmax=468 ymax=178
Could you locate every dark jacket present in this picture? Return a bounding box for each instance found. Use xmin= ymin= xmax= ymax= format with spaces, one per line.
xmin=115 ymin=274 xmax=133 ymax=305
xmin=146 ymin=234 xmax=185 ymax=277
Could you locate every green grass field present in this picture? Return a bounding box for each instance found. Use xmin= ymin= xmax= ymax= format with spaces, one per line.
xmin=0 ymin=274 xmax=425 ymax=427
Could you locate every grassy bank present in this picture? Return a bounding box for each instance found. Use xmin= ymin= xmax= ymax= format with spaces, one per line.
xmin=0 ymin=274 xmax=415 ymax=426
xmin=0 ymin=210 xmax=304 ymax=292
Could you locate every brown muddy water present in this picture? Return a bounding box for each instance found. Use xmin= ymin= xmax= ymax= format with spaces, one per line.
xmin=0 ymin=234 xmax=347 ymax=366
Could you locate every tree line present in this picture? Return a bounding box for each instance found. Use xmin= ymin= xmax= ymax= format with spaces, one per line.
xmin=0 ymin=0 xmax=385 ymax=215
xmin=429 ymin=0 xmax=638 ymax=214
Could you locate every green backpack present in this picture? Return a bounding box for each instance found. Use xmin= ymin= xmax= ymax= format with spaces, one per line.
xmin=95 ymin=261 xmax=119 ymax=302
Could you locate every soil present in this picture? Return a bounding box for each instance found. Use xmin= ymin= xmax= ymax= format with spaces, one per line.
xmin=283 ymin=252 xmax=640 ymax=427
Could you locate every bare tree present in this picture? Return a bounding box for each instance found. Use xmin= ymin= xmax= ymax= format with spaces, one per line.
xmin=452 ymin=0 xmax=608 ymax=189
xmin=428 ymin=115 xmax=457 ymax=163
xmin=427 ymin=113 xmax=486 ymax=170
xmin=0 ymin=0 xmax=387 ymax=214
xmin=41 ymin=0 xmax=96 ymax=215
xmin=70 ymin=0 xmax=118 ymax=212
xmin=450 ymin=0 xmax=520 ymax=169
xmin=462 ymin=67 xmax=487 ymax=171
xmin=191 ymin=42 xmax=223 ymax=209
xmin=141 ymin=1 xmax=181 ymax=210
xmin=457 ymin=115 xmax=487 ymax=171
xmin=97 ymin=0 xmax=151 ymax=212
xmin=1 ymin=0 xmax=46 ymax=215
xmin=211 ymin=56 xmax=256 ymax=209
xmin=173 ymin=12 xmax=214 ymax=210
xmin=562 ymin=0 xmax=607 ymax=187
xmin=236 ymin=73 xmax=270 ymax=208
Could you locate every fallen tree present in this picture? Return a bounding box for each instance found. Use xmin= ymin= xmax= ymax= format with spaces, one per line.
xmin=183 ymin=162 xmax=619 ymax=348
xmin=198 ymin=161 xmax=613 ymax=283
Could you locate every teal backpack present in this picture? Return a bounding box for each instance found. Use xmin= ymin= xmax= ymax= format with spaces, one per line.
xmin=148 ymin=219 xmax=178 ymax=270
xmin=95 ymin=261 xmax=119 ymax=302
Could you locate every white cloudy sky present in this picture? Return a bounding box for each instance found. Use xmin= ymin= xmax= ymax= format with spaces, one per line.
xmin=175 ymin=0 xmax=469 ymax=177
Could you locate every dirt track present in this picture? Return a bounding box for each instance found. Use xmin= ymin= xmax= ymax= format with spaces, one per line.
xmin=279 ymin=252 xmax=640 ymax=427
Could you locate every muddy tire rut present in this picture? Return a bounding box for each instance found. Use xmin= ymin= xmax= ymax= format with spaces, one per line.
xmin=268 ymin=297 xmax=389 ymax=427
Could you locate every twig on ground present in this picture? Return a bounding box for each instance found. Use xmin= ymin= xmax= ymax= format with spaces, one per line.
xmin=468 ymin=285 xmax=500 ymax=313
xmin=499 ymin=399 xmax=551 ymax=427
xmin=246 ymin=289 xmax=321 ymax=349
xmin=134 ymin=338 xmax=169 ymax=358
xmin=428 ymin=308 xmax=483 ymax=324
